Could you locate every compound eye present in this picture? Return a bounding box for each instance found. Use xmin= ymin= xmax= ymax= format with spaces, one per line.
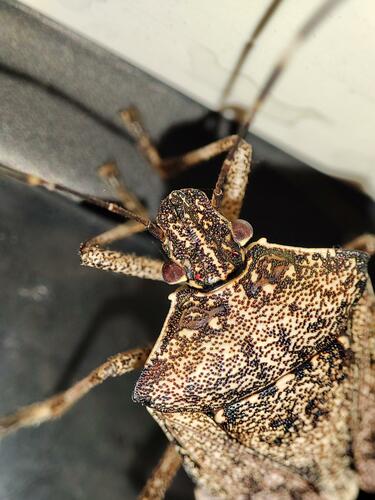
xmin=231 ymin=219 xmax=253 ymax=246
xmin=162 ymin=261 xmax=186 ymax=284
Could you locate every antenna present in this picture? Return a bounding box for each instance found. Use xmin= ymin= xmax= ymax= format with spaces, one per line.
xmin=237 ymin=0 xmax=346 ymax=138
xmin=0 ymin=163 xmax=164 ymax=240
xmin=219 ymin=0 xmax=284 ymax=109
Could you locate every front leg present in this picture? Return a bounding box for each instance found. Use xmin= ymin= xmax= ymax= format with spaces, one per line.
xmin=80 ymin=240 xmax=164 ymax=281
xmin=211 ymin=138 xmax=252 ymax=222
xmin=78 ymin=196 xmax=165 ymax=282
xmin=80 ymin=162 xmax=165 ymax=281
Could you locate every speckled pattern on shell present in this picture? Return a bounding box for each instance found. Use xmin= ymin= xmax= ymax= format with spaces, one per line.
xmin=156 ymin=189 xmax=244 ymax=287
xmin=134 ymin=239 xmax=373 ymax=499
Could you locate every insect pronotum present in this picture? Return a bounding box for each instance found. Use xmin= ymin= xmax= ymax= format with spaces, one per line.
xmin=1 ymin=0 xmax=374 ymax=499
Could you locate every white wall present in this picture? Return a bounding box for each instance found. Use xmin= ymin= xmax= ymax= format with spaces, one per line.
xmin=20 ymin=0 xmax=375 ymax=197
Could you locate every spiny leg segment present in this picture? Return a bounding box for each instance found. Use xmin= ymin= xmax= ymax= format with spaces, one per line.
xmin=98 ymin=161 xmax=148 ymax=217
xmin=94 ymin=160 xmax=148 ymax=245
xmin=120 ymin=107 xmax=164 ymax=178
xmin=0 ymin=348 xmax=150 ymax=438
xmin=120 ymin=108 xmax=240 ymax=182
xmin=80 ymin=241 xmax=164 ymax=281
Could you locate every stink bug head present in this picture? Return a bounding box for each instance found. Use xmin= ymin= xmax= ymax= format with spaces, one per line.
xmin=157 ymin=188 xmax=246 ymax=288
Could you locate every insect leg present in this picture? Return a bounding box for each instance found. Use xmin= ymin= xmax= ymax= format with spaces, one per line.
xmin=91 ymin=160 xmax=153 ymax=252
xmin=120 ymin=106 xmax=242 ymax=178
xmin=86 ymin=221 xmax=147 ymax=247
xmin=98 ymin=160 xmax=148 ymax=217
xmin=138 ymin=444 xmax=183 ymax=500
xmin=344 ymin=233 xmax=375 ymax=255
xmin=0 ymin=347 xmax=150 ymax=438
xmin=79 ymin=174 xmax=163 ymax=284
xmin=160 ymin=135 xmax=239 ymax=178
xmin=121 ymin=108 xmax=253 ymax=221
xmin=80 ymin=238 xmax=164 ymax=281
xmin=120 ymin=106 xmax=164 ymax=177
xmin=211 ymin=138 xmax=252 ymax=221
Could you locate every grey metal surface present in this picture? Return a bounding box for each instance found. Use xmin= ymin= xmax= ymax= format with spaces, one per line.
xmin=0 ymin=2 xmax=374 ymax=500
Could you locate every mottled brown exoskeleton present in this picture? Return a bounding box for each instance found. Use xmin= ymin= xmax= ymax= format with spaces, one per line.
xmin=0 ymin=1 xmax=374 ymax=499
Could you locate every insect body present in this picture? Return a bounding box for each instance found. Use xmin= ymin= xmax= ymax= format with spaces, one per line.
xmin=0 ymin=1 xmax=374 ymax=499
xmin=140 ymin=232 xmax=372 ymax=499
xmin=1 ymin=129 xmax=374 ymax=499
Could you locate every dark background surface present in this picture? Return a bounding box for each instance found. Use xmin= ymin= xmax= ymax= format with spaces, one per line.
xmin=0 ymin=2 xmax=374 ymax=499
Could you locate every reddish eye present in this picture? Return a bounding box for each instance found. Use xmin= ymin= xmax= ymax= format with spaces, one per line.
xmin=162 ymin=261 xmax=186 ymax=284
xmin=231 ymin=219 xmax=253 ymax=246
xmin=194 ymin=273 xmax=203 ymax=281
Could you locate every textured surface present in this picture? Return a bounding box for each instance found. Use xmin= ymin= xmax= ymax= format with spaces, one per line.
xmin=137 ymin=241 xmax=371 ymax=499
xmin=136 ymin=243 xmax=368 ymax=410
xmin=0 ymin=2 xmax=375 ymax=500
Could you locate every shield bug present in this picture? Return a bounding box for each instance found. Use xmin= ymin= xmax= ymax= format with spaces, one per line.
xmin=0 ymin=0 xmax=374 ymax=499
